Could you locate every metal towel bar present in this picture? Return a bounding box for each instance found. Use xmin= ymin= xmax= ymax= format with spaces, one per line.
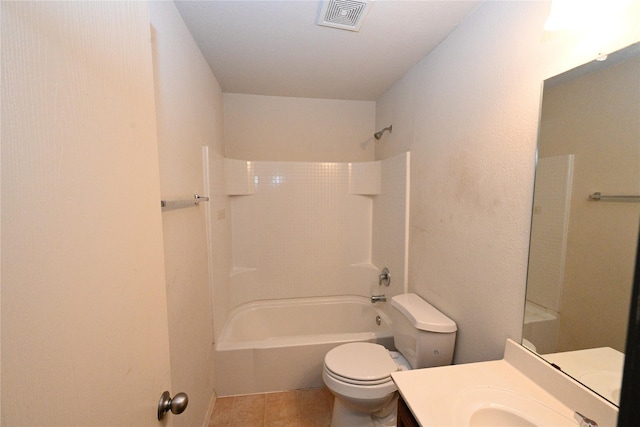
xmin=161 ymin=194 xmax=209 ymax=210
xmin=588 ymin=192 xmax=640 ymax=202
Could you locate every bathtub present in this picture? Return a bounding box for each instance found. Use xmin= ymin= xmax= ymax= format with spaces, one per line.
xmin=214 ymin=295 xmax=394 ymax=396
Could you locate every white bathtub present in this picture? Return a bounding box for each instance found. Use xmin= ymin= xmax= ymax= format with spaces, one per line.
xmin=214 ymin=295 xmax=394 ymax=396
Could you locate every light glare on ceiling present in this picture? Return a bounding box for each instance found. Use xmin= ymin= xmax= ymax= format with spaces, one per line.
xmin=544 ymin=0 xmax=634 ymax=31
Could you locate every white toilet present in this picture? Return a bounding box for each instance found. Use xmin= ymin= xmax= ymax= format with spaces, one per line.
xmin=322 ymin=293 xmax=457 ymax=427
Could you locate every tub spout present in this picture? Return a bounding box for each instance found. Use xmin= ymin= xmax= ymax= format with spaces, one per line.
xmin=370 ymin=295 xmax=387 ymax=303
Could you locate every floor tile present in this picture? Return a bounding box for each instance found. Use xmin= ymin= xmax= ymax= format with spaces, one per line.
xmin=265 ymin=391 xmax=299 ymax=421
xmin=230 ymin=421 xmax=265 ymax=427
xmin=265 ymin=418 xmax=301 ymax=427
xmin=209 ymin=396 xmax=235 ymax=426
xmin=232 ymin=394 xmax=266 ymax=423
xmin=298 ymin=388 xmax=331 ymax=415
xmin=300 ymin=411 xmax=331 ymax=427
xmin=210 ymin=387 xmax=332 ymax=427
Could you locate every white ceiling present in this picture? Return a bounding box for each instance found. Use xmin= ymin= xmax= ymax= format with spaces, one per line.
xmin=175 ymin=0 xmax=482 ymax=101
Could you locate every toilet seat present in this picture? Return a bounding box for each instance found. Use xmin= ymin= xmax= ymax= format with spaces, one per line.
xmin=324 ymin=342 xmax=398 ymax=386
xmin=324 ymin=366 xmax=396 ymax=386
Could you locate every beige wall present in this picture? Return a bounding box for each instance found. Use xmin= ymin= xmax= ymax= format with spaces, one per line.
xmin=224 ymin=93 xmax=376 ymax=162
xmin=375 ymin=1 xmax=640 ymax=363
xmin=539 ymin=55 xmax=640 ymax=353
xmin=150 ymin=2 xmax=226 ymax=425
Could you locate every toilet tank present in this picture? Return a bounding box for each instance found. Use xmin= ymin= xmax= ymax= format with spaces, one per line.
xmin=389 ymin=293 xmax=457 ymax=369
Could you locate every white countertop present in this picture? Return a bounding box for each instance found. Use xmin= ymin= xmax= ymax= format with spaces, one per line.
xmin=542 ymin=347 xmax=624 ymax=405
xmin=391 ymin=339 xmax=619 ymax=427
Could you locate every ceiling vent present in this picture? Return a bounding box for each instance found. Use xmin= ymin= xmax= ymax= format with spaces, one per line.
xmin=317 ymin=0 xmax=373 ymax=32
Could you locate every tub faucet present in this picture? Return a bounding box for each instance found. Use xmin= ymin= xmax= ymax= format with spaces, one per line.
xmin=370 ymin=294 xmax=387 ymax=303
xmin=379 ymin=267 xmax=390 ymax=286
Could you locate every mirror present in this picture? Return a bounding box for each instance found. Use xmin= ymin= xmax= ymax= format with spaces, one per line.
xmin=524 ymin=42 xmax=640 ymax=406
xmin=618 ymin=231 xmax=640 ymax=426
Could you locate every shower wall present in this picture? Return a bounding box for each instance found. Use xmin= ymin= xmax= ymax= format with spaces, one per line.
xmin=215 ymin=93 xmax=381 ymax=337
xmin=373 ymin=152 xmax=411 ymax=300
xmin=527 ymin=155 xmax=574 ymax=316
xmin=223 ymin=154 xmax=409 ymax=310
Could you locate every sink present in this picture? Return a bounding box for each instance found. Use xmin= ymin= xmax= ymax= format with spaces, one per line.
xmin=453 ymin=387 xmax=578 ymax=427
xmin=470 ymin=408 xmax=537 ymax=426
xmin=391 ymin=340 xmax=618 ymax=427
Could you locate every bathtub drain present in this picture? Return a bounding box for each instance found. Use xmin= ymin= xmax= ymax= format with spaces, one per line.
xmin=376 ymin=315 xmax=381 ymax=326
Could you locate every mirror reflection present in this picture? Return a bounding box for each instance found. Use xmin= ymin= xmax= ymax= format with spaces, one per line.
xmin=524 ymin=42 xmax=640 ymax=406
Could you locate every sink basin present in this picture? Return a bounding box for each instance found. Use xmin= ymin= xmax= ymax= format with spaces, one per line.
xmin=454 ymin=387 xmax=577 ymax=426
xmin=470 ymin=408 xmax=537 ymax=426
xmin=391 ymin=341 xmax=617 ymax=427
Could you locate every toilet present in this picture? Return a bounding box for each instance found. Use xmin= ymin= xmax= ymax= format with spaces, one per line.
xmin=322 ymin=293 xmax=457 ymax=427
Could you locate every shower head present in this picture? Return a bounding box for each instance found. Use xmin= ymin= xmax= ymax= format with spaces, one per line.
xmin=374 ymin=125 xmax=392 ymax=140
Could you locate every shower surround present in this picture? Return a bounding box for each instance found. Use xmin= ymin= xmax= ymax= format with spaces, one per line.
xmin=214 ymin=152 xmax=409 ymax=394
xmin=223 ymin=152 xmax=410 ymax=309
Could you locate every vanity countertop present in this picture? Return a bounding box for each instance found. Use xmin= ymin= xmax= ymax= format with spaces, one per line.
xmin=542 ymin=347 xmax=624 ymax=405
xmin=391 ymin=339 xmax=619 ymax=427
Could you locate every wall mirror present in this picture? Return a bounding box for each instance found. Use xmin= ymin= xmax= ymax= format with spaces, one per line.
xmin=523 ymin=42 xmax=640 ymax=406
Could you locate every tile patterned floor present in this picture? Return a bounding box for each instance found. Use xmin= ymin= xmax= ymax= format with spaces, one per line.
xmin=208 ymin=387 xmax=334 ymax=427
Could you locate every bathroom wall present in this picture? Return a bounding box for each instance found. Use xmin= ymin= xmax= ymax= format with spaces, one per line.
xmin=150 ymin=2 xmax=225 ymax=425
xmin=538 ymin=55 xmax=640 ymax=353
xmin=374 ymin=1 xmax=640 ymax=364
xmin=223 ymin=93 xmax=376 ymax=162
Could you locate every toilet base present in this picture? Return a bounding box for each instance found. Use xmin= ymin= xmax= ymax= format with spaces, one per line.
xmin=330 ymin=395 xmax=398 ymax=427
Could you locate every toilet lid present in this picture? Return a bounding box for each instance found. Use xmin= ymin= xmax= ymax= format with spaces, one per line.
xmin=324 ymin=342 xmax=398 ymax=382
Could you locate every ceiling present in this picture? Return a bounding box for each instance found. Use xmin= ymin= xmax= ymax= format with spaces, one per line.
xmin=175 ymin=0 xmax=482 ymax=101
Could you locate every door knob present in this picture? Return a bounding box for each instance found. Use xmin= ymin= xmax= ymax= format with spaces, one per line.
xmin=157 ymin=391 xmax=189 ymax=420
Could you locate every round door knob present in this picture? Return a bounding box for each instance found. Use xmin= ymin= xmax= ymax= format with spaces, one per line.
xmin=157 ymin=391 xmax=189 ymax=420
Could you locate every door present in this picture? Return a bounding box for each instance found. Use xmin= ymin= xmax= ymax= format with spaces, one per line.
xmin=2 ymin=2 xmax=173 ymax=425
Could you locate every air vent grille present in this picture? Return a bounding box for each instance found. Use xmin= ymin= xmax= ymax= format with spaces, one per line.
xmin=318 ymin=0 xmax=373 ymax=32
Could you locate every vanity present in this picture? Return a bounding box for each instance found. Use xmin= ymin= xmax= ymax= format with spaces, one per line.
xmin=393 ymin=41 xmax=640 ymax=427
xmin=393 ymin=340 xmax=617 ymax=426
xmin=396 ymin=396 xmax=419 ymax=427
